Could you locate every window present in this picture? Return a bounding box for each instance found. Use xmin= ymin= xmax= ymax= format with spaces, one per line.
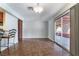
xmin=55 ymin=12 xmax=70 ymax=51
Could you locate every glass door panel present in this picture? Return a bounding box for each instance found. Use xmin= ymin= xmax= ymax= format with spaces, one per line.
xmin=62 ymin=13 xmax=70 ymax=51
xmin=55 ymin=18 xmax=62 ymax=45
xmin=55 ymin=12 xmax=70 ymax=51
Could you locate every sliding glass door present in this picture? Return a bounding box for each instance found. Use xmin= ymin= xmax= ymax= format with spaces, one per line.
xmin=62 ymin=13 xmax=70 ymax=51
xmin=55 ymin=12 xmax=70 ymax=51
xmin=55 ymin=18 xmax=62 ymax=46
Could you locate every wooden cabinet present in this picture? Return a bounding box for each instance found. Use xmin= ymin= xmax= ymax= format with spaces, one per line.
xmin=0 ymin=12 xmax=3 ymax=23
xmin=0 ymin=12 xmax=4 ymax=25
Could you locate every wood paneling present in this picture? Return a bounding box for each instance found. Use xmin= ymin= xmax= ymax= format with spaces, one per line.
xmin=70 ymin=4 xmax=79 ymax=55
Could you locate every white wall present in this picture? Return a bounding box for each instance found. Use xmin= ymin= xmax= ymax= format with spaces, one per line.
xmin=23 ymin=21 xmax=48 ymax=38
xmin=0 ymin=3 xmax=24 ymax=20
xmin=1 ymin=12 xmax=18 ymax=51
xmin=4 ymin=12 xmax=18 ymax=43
xmin=0 ymin=3 xmax=23 ymax=51
xmin=53 ymin=3 xmax=76 ymax=18
xmin=48 ymin=18 xmax=55 ymax=41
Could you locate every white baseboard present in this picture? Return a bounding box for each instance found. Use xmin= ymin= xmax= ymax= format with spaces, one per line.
xmin=48 ymin=36 xmax=54 ymax=41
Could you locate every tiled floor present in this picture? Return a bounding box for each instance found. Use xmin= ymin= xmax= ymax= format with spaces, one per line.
xmin=0 ymin=38 xmax=70 ymax=56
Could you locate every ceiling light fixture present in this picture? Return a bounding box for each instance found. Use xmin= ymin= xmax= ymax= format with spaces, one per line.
xmin=33 ymin=3 xmax=43 ymax=13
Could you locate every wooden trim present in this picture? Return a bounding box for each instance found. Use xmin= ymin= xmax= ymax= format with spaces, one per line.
xmin=18 ymin=19 xmax=23 ymax=42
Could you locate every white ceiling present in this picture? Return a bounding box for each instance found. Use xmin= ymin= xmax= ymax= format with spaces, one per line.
xmin=7 ymin=3 xmax=67 ymax=21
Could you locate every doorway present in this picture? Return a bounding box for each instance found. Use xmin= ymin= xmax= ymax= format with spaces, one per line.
xmin=55 ymin=12 xmax=70 ymax=51
xmin=18 ymin=19 xmax=23 ymax=42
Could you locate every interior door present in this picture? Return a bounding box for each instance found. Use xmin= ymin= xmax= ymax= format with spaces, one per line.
xmin=18 ymin=19 xmax=23 ymax=42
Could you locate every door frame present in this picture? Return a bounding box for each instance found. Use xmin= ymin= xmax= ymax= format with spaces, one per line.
xmin=18 ymin=19 xmax=23 ymax=42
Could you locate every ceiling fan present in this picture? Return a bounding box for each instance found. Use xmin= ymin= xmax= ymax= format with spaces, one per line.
xmin=27 ymin=3 xmax=44 ymax=13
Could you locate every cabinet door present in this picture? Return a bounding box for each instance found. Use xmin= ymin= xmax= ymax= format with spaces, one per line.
xmin=0 ymin=12 xmax=3 ymax=23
